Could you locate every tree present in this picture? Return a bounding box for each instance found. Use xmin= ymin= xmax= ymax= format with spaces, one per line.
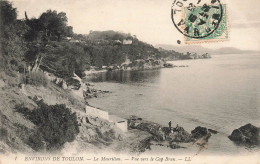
xmin=0 ymin=0 xmax=17 ymax=27
xmin=39 ymin=10 xmax=70 ymax=41
xmin=91 ymin=47 xmax=104 ymax=68
xmin=24 ymin=10 xmax=74 ymax=73
xmin=0 ymin=0 xmax=28 ymax=72
xmin=25 ymin=43 xmax=46 ymax=72
xmin=24 ymin=17 xmax=43 ymax=42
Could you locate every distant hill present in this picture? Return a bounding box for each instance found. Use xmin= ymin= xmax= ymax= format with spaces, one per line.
xmin=87 ymin=30 xmax=133 ymax=41
xmin=155 ymin=44 xmax=259 ymax=55
xmin=215 ymin=47 xmax=259 ymax=55
xmin=155 ymin=44 xmax=212 ymax=54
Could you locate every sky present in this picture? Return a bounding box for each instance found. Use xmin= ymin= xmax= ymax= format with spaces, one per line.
xmin=11 ymin=0 xmax=260 ymax=51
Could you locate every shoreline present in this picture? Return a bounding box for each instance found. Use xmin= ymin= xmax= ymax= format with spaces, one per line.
xmin=83 ymin=78 xmax=260 ymax=155
xmin=81 ymin=55 xmax=260 ymax=155
xmin=83 ymin=56 xmax=214 ymax=77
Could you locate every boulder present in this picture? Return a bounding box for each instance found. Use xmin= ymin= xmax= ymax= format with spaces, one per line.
xmin=131 ymin=135 xmax=152 ymax=152
xmin=54 ymin=77 xmax=63 ymax=85
xmin=167 ymin=126 xmax=192 ymax=143
xmin=169 ymin=143 xmax=182 ymax=149
xmin=61 ymin=80 xmax=68 ymax=89
xmin=228 ymin=124 xmax=260 ymax=147
xmin=65 ymin=77 xmax=81 ymax=90
xmin=163 ymin=63 xmax=174 ymax=68
xmin=208 ymin=129 xmax=218 ymax=134
xmin=85 ymin=83 xmax=94 ymax=87
xmin=191 ymin=126 xmax=208 ymax=139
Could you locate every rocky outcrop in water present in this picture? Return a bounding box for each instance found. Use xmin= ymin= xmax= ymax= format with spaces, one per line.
xmin=127 ymin=116 xmax=217 ymax=151
xmin=163 ymin=63 xmax=174 ymax=68
xmin=228 ymin=124 xmax=260 ymax=147
xmin=83 ymin=87 xmax=110 ymax=99
xmin=128 ymin=116 xmax=164 ymax=141
xmin=191 ymin=126 xmax=208 ymax=139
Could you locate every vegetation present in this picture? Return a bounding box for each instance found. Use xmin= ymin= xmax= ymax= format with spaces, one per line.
xmin=87 ymin=30 xmax=133 ymax=41
xmin=0 ymin=0 xmax=28 ymax=73
xmin=0 ymin=0 xmax=208 ymax=82
xmin=16 ymin=100 xmax=79 ymax=151
xmin=0 ymin=0 xmax=166 ymax=81
xmin=21 ymin=71 xmax=48 ymax=87
xmin=65 ymin=76 xmax=81 ymax=90
xmin=0 ymin=128 xmax=8 ymax=141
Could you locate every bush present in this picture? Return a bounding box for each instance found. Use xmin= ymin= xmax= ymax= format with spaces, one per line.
xmin=65 ymin=77 xmax=81 ymax=90
xmin=16 ymin=100 xmax=79 ymax=151
xmin=26 ymin=130 xmax=45 ymax=151
xmin=0 ymin=71 xmax=20 ymax=87
xmin=0 ymin=128 xmax=8 ymax=141
xmin=22 ymin=72 xmax=48 ymax=87
xmin=75 ymin=69 xmax=86 ymax=79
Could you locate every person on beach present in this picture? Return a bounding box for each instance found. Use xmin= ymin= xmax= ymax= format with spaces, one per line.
xmin=168 ymin=121 xmax=172 ymax=130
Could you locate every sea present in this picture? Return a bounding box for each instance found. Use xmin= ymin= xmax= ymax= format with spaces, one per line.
xmin=85 ymin=54 xmax=260 ymax=155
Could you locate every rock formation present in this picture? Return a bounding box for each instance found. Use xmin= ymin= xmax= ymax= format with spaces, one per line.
xmin=228 ymin=123 xmax=260 ymax=147
xmin=127 ymin=116 xmax=217 ymax=151
xmin=191 ymin=126 xmax=208 ymax=139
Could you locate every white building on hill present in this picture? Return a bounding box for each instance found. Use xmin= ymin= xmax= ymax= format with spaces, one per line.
xmin=123 ymin=39 xmax=132 ymax=45
xmin=85 ymin=106 xmax=128 ymax=132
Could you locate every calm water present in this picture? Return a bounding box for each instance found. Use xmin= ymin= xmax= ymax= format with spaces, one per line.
xmin=86 ymin=54 xmax=260 ymax=154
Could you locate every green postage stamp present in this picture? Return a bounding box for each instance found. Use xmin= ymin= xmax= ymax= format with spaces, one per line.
xmin=171 ymin=0 xmax=229 ymax=44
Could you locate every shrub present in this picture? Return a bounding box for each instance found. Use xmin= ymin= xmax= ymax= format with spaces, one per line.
xmin=65 ymin=77 xmax=81 ymax=90
xmin=16 ymin=100 xmax=79 ymax=151
xmin=0 ymin=71 xmax=20 ymax=87
xmin=0 ymin=128 xmax=8 ymax=141
xmin=23 ymin=72 xmax=48 ymax=87
xmin=26 ymin=130 xmax=45 ymax=151
xmin=75 ymin=70 xmax=86 ymax=79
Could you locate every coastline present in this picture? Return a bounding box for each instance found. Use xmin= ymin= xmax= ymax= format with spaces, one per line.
xmin=83 ymin=63 xmax=260 ymax=155
xmin=80 ymin=72 xmax=209 ymax=155
xmin=0 ymin=56 xmax=259 ymax=163
xmin=83 ymin=55 xmax=212 ymax=77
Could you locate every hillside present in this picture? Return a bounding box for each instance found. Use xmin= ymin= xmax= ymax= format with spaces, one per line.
xmin=0 ymin=71 xmax=129 ymax=154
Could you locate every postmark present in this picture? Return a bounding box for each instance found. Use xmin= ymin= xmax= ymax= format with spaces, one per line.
xmin=171 ymin=0 xmax=229 ymax=43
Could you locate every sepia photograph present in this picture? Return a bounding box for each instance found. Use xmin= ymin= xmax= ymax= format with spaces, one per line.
xmin=0 ymin=0 xmax=259 ymax=163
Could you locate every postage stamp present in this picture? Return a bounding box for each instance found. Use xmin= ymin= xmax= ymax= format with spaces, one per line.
xmin=171 ymin=0 xmax=229 ymax=44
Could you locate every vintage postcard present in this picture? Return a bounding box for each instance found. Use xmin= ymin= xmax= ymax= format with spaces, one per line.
xmin=0 ymin=0 xmax=259 ymax=164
